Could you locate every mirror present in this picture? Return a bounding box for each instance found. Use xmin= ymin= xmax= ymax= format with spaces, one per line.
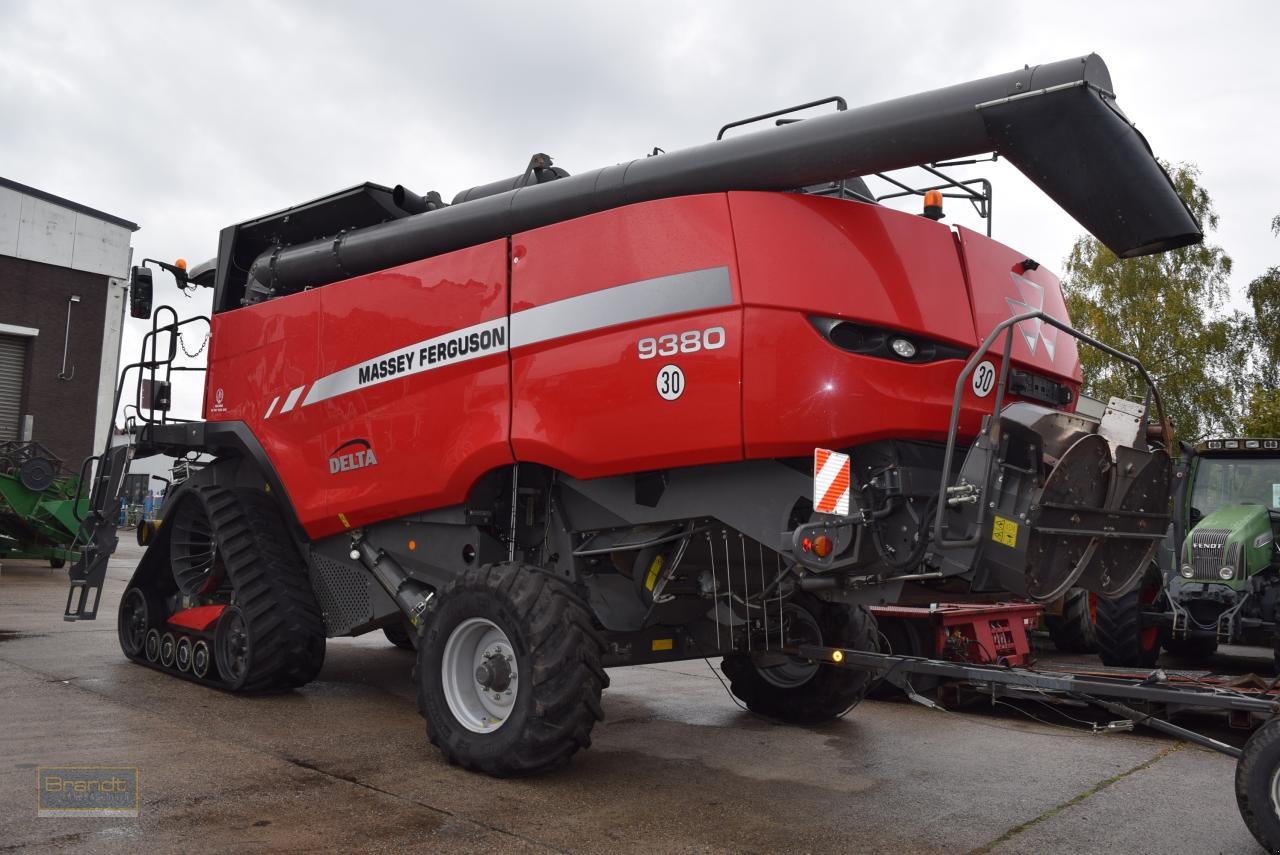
xmin=129 ymin=266 xmax=153 ymax=319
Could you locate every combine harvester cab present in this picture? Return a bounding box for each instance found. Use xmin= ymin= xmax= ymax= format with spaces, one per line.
xmin=62 ymin=51 xmax=1243 ymax=792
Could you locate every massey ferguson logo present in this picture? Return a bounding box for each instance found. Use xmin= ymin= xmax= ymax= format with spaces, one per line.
xmin=1006 ymin=272 xmax=1059 ymax=362
xmin=329 ymin=439 xmax=378 ymax=474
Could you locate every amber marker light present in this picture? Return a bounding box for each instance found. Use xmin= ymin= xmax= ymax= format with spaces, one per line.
xmin=922 ymin=189 xmax=944 ymax=221
xmin=174 ymin=258 xmax=188 ymax=270
xmin=832 ymin=650 xmax=844 ymax=663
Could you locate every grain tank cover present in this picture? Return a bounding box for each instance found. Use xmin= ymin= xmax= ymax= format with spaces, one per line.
xmin=227 ymin=54 xmax=1202 ymax=309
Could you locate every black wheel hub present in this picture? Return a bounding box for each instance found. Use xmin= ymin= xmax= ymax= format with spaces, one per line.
xmin=475 ymin=654 xmax=513 ymax=692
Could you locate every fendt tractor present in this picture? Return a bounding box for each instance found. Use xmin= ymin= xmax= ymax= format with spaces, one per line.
xmin=1095 ymin=437 xmax=1280 ymax=668
xmin=67 ymin=55 xmax=1205 ymax=778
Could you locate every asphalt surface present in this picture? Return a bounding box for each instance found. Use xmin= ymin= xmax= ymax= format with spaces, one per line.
xmin=0 ymin=542 xmax=1266 ymax=853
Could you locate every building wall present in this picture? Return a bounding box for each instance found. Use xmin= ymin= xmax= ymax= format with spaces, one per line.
xmin=0 ymin=254 xmax=111 ymax=468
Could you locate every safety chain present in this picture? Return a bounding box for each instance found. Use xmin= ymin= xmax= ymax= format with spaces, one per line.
xmin=177 ymin=330 xmax=210 ymax=358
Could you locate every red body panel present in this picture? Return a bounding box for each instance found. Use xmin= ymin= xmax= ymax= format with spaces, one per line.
xmin=510 ymin=195 xmax=744 ymax=477
xmin=202 ymin=191 xmax=1082 ymax=539
xmin=206 ymin=241 xmax=512 ymax=538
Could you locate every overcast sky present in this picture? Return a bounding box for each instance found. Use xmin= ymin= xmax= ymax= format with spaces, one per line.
xmin=3 ymin=1 xmax=1278 ymax=419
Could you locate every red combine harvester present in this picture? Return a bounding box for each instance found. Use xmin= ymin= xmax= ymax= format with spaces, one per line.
xmin=60 ymin=54 xmax=1280 ymax=850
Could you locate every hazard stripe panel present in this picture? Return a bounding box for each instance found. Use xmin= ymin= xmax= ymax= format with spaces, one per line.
xmin=813 ymin=448 xmax=851 ymax=515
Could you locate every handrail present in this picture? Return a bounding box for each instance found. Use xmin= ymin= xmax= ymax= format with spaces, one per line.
xmin=931 ymin=310 xmax=1170 ymax=549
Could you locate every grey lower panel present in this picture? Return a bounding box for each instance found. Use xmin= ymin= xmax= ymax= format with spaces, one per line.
xmin=309 ymin=552 xmax=373 ymax=636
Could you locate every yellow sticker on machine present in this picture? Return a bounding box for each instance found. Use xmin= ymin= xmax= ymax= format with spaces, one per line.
xmin=991 ymin=515 xmax=1019 ymax=548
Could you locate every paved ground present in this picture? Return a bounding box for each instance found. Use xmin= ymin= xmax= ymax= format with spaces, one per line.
xmin=0 ymin=543 xmax=1266 ymax=853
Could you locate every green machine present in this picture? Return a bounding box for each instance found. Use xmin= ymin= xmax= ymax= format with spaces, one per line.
xmin=1096 ymin=438 xmax=1280 ymax=666
xmin=0 ymin=441 xmax=88 ymax=568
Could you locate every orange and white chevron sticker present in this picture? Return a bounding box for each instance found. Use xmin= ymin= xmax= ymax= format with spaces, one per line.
xmin=813 ymin=448 xmax=851 ymax=515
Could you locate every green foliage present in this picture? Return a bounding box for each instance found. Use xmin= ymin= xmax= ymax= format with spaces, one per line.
xmin=1242 ymin=213 xmax=1280 ymax=436
xmin=1061 ymin=164 xmax=1248 ymax=442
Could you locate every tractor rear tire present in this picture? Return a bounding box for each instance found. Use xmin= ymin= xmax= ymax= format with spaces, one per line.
xmin=1095 ymin=575 xmax=1164 ymax=668
xmin=1162 ymin=634 xmax=1219 ymax=661
xmin=1045 ymin=588 xmax=1096 ymax=653
xmin=188 ymin=486 xmax=326 ymax=691
xmin=1236 ymin=716 xmax=1280 ymax=853
xmin=416 ymin=563 xmax=608 ymax=777
xmin=722 ymin=594 xmax=878 ymax=723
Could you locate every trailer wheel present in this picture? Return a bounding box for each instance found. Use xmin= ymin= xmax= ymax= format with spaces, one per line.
xmin=416 ymin=563 xmax=608 ymax=776
xmin=384 ymin=621 xmax=417 ymax=651
xmin=1045 ymin=588 xmax=1097 ymax=653
xmin=1236 ymin=716 xmax=1280 ymax=853
xmin=180 ymin=486 xmax=326 ymax=691
xmin=1095 ymin=570 xmax=1164 ymax=668
xmin=721 ymin=594 xmax=878 ymax=724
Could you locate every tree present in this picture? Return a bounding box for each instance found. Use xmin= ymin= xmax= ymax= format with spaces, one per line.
xmin=1061 ymin=164 xmax=1249 ymax=442
xmin=1242 ymin=214 xmax=1280 ymax=436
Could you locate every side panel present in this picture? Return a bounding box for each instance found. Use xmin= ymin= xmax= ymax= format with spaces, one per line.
xmin=509 ymin=195 xmax=744 ymax=477
xmin=729 ymin=192 xmax=986 ymax=456
xmin=204 ymin=290 xmax=329 ymax=530
xmin=205 ymin=241 xmax=512 ymax=540
xmin=312 ymin=241 xmax=512 ymax=538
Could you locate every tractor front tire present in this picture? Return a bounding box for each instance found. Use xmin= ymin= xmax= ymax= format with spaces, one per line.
xmin=416 ymin=563 xmax=608 ymax=777
xmin=722 ymin=594 xmax=878 ymax=723
xmin=1045 ymin=588 xmax=1096 ymax=653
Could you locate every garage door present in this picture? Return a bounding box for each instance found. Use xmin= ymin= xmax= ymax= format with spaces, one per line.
xmin=0 ymin=334 xmax=28 ymax=440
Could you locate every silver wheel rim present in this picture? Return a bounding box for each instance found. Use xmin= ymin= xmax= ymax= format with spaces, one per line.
xmin=442 ymin=617 xmax=519 ymax=733
xmin=1270 ymin=764 xmax=1280 ymax=821
xmin=757 ymin=604 xmax=822 ymax=688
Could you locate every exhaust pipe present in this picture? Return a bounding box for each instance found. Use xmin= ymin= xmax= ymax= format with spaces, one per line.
xmin=243 ymin=54 xmax=1201 ymax=298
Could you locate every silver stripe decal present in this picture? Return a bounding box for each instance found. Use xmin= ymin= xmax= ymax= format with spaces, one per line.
xmin=509 ymin=265 xmax=732 ymax=349
xmin=302 ymin=317 xmax=509 ymax=407
xmin=264 ymin=395 xmax=280 ymax=419
xmin=280 ymin=385 xmax=306 ymax=413
xmin=294 ymin=265 xmax=734 ymax=410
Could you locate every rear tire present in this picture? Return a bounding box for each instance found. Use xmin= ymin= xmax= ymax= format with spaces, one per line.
xmin=1236 ymin=716 xmax=1280 ymax=853
xmin=1095 ymin=572 xmax=1164 ymax=668
xmin=722 ymin=594 xmax=878 ymax=723
xmin=1045 ymin=588 xmax=1096 ymax=653
xmin=417 ymin=563 xmax=608 ymax=776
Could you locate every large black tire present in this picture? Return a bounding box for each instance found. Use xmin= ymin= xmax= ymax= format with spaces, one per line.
xmin=416 ymin=563 xmax=608 ymax=777
xmin=1236 ymin=716 xmax=1280 ymax=853
xmin=866 ymin=614 xmax=938 ymax=699
xmin=1095 ymin=576 xmax=1164 ymax=668
xmin=190 ymin=486 xmax=326 ymax=691
xmin=1162 ymin=634 xmax=1219 ymax=661
xmin=1045 ymin=588 xmax=1096 ymax=653
xmin=722 ymin=594 xmax=878 ymax=723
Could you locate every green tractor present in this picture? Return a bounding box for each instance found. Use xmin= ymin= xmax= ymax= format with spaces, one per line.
xmin=1096 ymin=437 xmax=1280 ymax=668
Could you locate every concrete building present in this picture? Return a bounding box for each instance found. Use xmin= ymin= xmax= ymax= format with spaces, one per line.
xmin=0 ymin=177 xmax=137 ymax=472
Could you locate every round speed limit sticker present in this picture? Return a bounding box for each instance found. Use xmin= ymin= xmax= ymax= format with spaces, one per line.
xmin=971 ymin=360 xmax=996 ymax=398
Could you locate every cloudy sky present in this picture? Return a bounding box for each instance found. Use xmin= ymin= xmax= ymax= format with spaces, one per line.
xmin=3 ymin=0 xmax=1278 ymax=418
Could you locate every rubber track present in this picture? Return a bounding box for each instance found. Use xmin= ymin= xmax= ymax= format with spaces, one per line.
xmin=419 ymin=563 xmax=608 ymax=776
xmin=203 ymin=486 xmax=326 ymax=691
xmin=722 ymin=596 xmax=878 ymax=723
xmin=1094 ymin=588 xmax=1159 ymax=668
xmin=1045 ymin=588 xmax=1096 ymax=653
